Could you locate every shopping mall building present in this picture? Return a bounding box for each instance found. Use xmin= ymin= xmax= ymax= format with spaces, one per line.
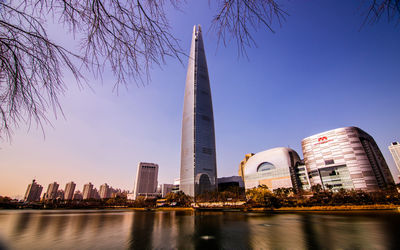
xmin=239 ymin=147 xmax=307 ymax=191
xmin=302 ymin=126 xmax=394 ymax=191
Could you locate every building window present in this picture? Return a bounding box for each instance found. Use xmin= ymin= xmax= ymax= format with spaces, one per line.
xmin=202 ymin=147 xmax=213 ymax=155
xmin=257 ymin=162 xmax=275 ymax=172
xmin=325 ymin=159 xmax=334 ymax=165
xmin=201 ymin=115 xmax=210 ymax=121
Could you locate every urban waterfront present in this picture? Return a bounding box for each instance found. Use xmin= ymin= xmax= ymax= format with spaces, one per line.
xmin=0 ymin=210 xmax=399 ymax=249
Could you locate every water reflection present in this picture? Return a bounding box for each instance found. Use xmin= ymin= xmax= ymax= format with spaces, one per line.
xmin=129 ymin=211 xmax=155 ymax=249
xmin=0 ymin=210 xmax=399 ymax=249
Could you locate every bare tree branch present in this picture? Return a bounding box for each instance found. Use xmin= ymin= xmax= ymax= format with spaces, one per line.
xmin=0 ymin=0 xmax=398 ymax=140
xmin=0 ymin=0 xmax=183 ymax=140
xmin=210 ymin=0 xmax=288 ymax=57
xmin=361 ymin=0 xmax=400 ymax=27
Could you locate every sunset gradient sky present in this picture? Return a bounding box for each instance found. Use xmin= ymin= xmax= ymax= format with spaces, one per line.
xmin=1 ymin=1 xmax=400 ymax=198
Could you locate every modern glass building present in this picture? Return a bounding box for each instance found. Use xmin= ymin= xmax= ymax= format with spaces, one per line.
xmin=180 ymin=25 xmax=217 ymax=197
xmin=241 ymin=147 xmax=303 ymax=191
xmin=302 ymin=127 xmax=395 ymax=191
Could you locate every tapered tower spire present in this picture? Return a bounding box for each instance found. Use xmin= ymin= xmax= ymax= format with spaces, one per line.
xmin=180 ymin=25 xmax=217 ymax=197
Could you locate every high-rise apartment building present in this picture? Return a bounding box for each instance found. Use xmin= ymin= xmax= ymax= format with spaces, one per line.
xmin=92 ymin=188 xmax=100 ymax=200
xmin=64 ymin=181 xmax=76 ymax=200
xmin=56 ymin=190 xmax=65 ymax=200
xmin=133 ymin=162 xmax=159 ymax=199
xmin=23 ymin=179 xmax=43 ymax=202
xmin=82 ymin=182 xmax=94 ymax=200
xmin=99 ymin=183 xmax=111 ymax=199
xmin=180 ymin=25 xmax=217 ymax=197
xmin=73 ymin=191 xmax=83 ymax=200
xmin=389 ymin=142 xmax=400 ymax=180
xmin=302 ymin=127 xmax=394 ymax=191
xmin=44 ymin=182 xmax=59 ymax=200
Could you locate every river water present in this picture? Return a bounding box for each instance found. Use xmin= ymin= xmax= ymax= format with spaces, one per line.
xmin=0 ymin=209 xmax=399 ymax=249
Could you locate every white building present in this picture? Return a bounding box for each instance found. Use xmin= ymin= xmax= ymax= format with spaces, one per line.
xmin=133 ymin=162 xmax=159 ymax=199
xmin=302 ymin=127 xmax=394 ymax=191
xmin=242 ymin=147 xmax=302 ymax=191
xmin=64 ymin=181 xmax=76 ymax=200
xmin=389 ymin=142 xmax=400 ymax=181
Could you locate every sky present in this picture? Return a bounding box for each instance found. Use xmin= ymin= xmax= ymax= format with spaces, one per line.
xmin=1 ymin=1 xmax=400 ymax=198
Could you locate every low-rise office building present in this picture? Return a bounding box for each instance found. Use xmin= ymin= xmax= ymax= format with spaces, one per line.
xmin=217 ymin=176 xmax=244 ymax=191
xmin=302 ymin=126 xmax=394 ymax=191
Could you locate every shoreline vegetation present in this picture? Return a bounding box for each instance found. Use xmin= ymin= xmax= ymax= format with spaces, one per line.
xmin=2 ymin=185 xmax=400 ymax=213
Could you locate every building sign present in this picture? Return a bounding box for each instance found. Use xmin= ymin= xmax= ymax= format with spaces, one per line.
xmin=314 ymin=136 xmax=333 ymax=146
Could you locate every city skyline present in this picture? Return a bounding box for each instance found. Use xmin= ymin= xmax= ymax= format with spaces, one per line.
xmin=1 ymin=1 xmax=400 ymax=197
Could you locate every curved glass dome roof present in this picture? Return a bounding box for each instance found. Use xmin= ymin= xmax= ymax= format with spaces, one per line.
xmin=257 ymin=162 xmax=275 ymax=172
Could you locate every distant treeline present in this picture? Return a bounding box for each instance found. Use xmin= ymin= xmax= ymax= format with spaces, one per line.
xmin=1 ymin=185 xmax=400 ymax=209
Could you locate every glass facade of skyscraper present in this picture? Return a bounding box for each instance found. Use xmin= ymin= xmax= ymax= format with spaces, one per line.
xmin=180 ymin=25 xmax=217 ymax=197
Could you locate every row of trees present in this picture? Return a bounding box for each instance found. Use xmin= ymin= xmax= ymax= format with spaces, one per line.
xmin=246 ymin=185 xmax=400 ymax=208
xmin=2 ymin=184 xmax=400 ymax=209
xmin=162 ymin=185 xmax=400 ymax=209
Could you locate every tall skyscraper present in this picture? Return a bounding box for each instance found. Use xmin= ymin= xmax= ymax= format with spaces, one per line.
xmin=82 ymin=182 xmax=94 ymax=200
xmin=133 ymin=162 xmax=159 ymax=199
xmin=23 ymin=179 xmax=43 ymax=202
xmin=44 ymin=182 xmax=59 ymax=200
xmin=389 ymin=142 xmax=400 ymax=180
xmin=180 ymin=25 xmax=217 ymax=197
xmin=64 ymin=181 xmax=76 ymax=200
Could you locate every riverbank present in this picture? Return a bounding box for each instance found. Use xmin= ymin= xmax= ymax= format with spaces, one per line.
xmin=251 ymin=204 xmax=400 ymax=212
xmin=126 ymin=204 xmax=400 ymax=212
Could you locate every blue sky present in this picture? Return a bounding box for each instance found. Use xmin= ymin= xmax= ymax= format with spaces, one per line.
xmin=1 ymin=1 xmax=399 ymax=197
